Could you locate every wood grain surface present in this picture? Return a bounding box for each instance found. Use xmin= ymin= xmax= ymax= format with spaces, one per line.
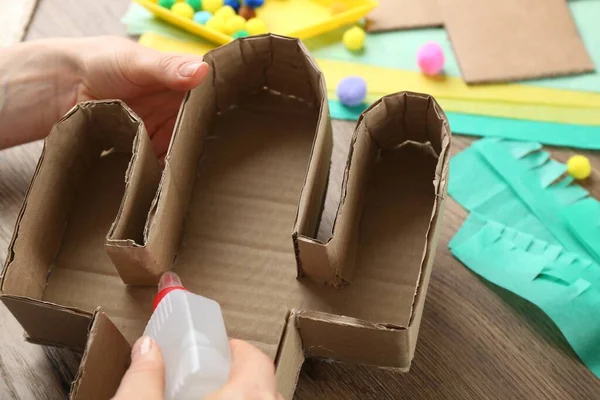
xmin=1 ymin=0 xmax=600 ymax=398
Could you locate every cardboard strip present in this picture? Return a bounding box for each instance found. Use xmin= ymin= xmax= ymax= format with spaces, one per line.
xmin=366 ymin=0 xmax=442 ymax=32
xmin=274 ymin=311 xmax=305 ymax=400
xmin=71 ymin=309 xmax=131 ymax=400
xmin=297 ymin=310 xmax=412 ymax=370
xmin=437 ymin=0 xmax=594 ymax=84
xmin=0 ymin=296 xmax=92 ymax=350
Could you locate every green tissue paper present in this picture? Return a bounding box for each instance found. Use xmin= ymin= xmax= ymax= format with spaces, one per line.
xmin=450 ymin=214 xmax=600 ymax=378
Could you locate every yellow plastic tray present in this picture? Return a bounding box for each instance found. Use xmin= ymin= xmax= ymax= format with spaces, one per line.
xmin=135 ymin=0 xmax=377 ymax=45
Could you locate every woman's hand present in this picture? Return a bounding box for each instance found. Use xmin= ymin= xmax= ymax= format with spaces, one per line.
xmin=112 ymin=336 xmax=284 ymax=400
xmin=0 ymin=36 xmax=208 ymax=158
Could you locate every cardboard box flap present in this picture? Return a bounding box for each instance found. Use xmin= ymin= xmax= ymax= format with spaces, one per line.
xmin=296 ymin=92 xmax=451 ymax=286
xmin=70 ymin=309 xmax=130 ymax=400
xmin=275 ymin=310 xmax=305 ymax=400
xmin=296 ymin=310 xmax=411 ymax=370
xmin=1 ymin=295 xmax=92 ymax=350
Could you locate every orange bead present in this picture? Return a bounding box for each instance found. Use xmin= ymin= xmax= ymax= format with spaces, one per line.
xmin=238 ymin=5 xmax=256 ymax=20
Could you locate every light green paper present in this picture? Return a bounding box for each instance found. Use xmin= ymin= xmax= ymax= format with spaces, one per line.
xmin=449 ymin=138 xmax=600 ymax=262
xmin=450 ymin=215 xmax=600 ymax=378
xmin=473 ymin=139 xmax=593 ymax=259
xmin=328 ymin=100 xmax=600 ymax=150
xmin=562 ymin=198 xmax=600 ymax=262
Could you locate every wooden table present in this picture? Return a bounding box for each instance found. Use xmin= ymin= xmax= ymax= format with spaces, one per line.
xmin=1 ymin=0 xmax=600 ymax=398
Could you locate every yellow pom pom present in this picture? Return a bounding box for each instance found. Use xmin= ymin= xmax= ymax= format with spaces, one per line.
xmin=203 ymin=0 xmax=224 ymax=13
xmin=246 ymin=18 xmax=267 ymax=35
xmin=567 ymin=155 xmax=592 ymax=180
xmin=206 ymin=15 xmax=227 ymax=32
xmin=343 ymin=26 xmax=366 ymax=51
xmin=171 ymin=2 xmax=195 ymax=18
xmin=215 ymin=5 xmax=236 ymax=19
xmin=226 ymin=15 xmax=246 ymax=35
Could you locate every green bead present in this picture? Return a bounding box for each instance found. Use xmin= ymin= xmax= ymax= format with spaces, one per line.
xmin=232 ymin=29 xmax=249 ymax=39
xmin=186 ymin=0 xmax=202 ymax=11
xmin=159 ymin=0 xmax=176 ymax=8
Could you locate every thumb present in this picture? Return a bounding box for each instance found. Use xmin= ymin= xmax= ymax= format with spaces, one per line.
xmin=118 ymin=40 xmax=210 ymax=91
xmin=112 ymin=336 xmax=165 ymax=400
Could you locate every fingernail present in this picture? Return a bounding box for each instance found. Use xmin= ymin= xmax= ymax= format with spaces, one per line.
xmin=178 ymin=61 xmax=203 ymax=77
xmin=132 ymin=336 xmax=153 ymax=362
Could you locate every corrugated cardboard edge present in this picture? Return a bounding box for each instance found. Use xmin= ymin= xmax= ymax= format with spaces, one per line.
xmin=290 ymin=37 xmax=334 ymax=281
xmin=105 ymin=104 xmax=162 ymax=285
xmin=70 ymin=308 xmax=131 ymax=400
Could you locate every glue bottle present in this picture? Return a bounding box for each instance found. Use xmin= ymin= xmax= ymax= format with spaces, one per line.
xmin=144 ymin=271 xmax=231 ymax=400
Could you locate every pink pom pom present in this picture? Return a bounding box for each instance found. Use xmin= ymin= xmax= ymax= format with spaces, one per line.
xmin=417 ymin=42 xmax=445 ymax=76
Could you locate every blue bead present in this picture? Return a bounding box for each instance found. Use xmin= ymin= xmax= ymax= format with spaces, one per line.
xmin=224 ymin=0 xmax=241 ymax=12
xmin=194 ymin=10 xmax=213 ymax=25
xmin=336 ymin=76 xmax=367 ymax=107
xmin=244 ymin=0 xmax=264 ymax=8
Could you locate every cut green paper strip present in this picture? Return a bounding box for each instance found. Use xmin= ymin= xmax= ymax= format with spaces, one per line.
xmin=450 ymin=214 xmax=600 ymax=378
xmin=449 ymin=138 xmax=597 ymax=262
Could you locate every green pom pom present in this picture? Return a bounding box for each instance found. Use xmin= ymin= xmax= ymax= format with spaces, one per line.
xmin=159 ymin=0 xmax=177 ymax=9
xmin=232 ymin=29 xmax=249 ymax=39
xmin=186 ymin=0 xmax=202 ymax=11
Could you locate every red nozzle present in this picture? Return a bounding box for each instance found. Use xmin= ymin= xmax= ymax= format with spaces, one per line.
xmin=152 ymin=271 xmax=186 ymax=311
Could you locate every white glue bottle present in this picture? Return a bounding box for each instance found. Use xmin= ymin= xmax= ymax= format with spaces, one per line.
xmin=144 ymin=271 xmax=232 ymax=400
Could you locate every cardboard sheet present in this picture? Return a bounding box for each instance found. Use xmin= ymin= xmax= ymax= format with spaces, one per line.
xmin=366 ymin=0 xmax=442 ymax=32
xmin=437 ymin=0 xmax=594 ymax=84
xmin=450 ymin=214 xmax=600 ymax=378
xmin=329 ymin=100 xmax=600 ymax=150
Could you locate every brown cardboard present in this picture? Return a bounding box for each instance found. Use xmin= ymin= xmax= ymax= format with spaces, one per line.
xmin=70 ymin=309 xmax=131 ymax=400
xmin=1 ymin=35 xmax=450 ymax=398
xmin=367 ymin=0 xmax=443 ymax=32
xmin=437 ymin=0 xmax=595 ymax=84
